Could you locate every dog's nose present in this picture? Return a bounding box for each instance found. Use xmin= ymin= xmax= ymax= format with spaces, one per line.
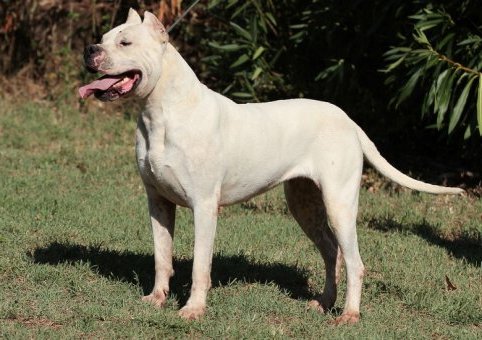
xmin=84 ymin=44 xmax=102 ymax=73
xmin=84 ymin=44 xmax=101 ymax=59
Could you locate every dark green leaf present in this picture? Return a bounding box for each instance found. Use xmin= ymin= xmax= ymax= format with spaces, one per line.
xmin=433 ymin=69 xmax=449 ymax=114
xmin=208 ymin=42 xmax=244 ymax=52
xmin=289 ymin=24 xmax=308 ymax=29
xmin=422 ymin=81 xmax=437 ymax=118
xmin=252 ymin=46 xmax=265 ymax=60
xmin=231 ymin=2 xmax=249 ymax=19
xmin=230 ymin=54 xmax=250 ymax=68
xmin=414 ymin=30 xmax=429 ymax=45
xmin=458 ymin=36 xmax=482 ymax=46
xmin=437 ymin=33 xmax=455 ymax=50
xmin=396 ymin=69 xmax=422 ymax=107
xmin=448 ymin=75 xmax=476 ymax=133
xmin=230 ymin=22 xmax=252 ymax=41
xmin=207 ymin=0 xmax=222 ymax=9
xmin=289 ymin=31 xmax=305 ymax=42
xmin=464 ymin=125 xmax=472 ymax=139
xmin=231 ymin=92 xmax=253 ymax=98
xmin=251 ymin=67 xmax=263 ymax=80
xmin=477 ymin=75 xmax=482 ymax=135
xmin=436 ymin=69 xmax=457 ymax=129
xmin=226 ymin=0 xmax=239 ymax=10
xmin=265 ymin=12 xmax=277 ymax=26
xmin=382 ymin=55 xmax=406 ymax=73
xmin=383 ymin=47 xmax=411 ymax=57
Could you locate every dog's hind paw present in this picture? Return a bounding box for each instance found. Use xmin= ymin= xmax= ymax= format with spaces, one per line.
xmin=307 ymin=295 xmax=334 ymax=313
xmin=307 ymin=299 xmax=326 ymax=313
xmin=142 ymin=290 xmax=168 ymax=308
xmin=178 ymin=305 xmax=206 ymax=320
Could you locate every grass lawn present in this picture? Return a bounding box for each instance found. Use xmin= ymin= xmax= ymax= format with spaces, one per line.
xmin=0 ymin=100 xmax=481 ymax=338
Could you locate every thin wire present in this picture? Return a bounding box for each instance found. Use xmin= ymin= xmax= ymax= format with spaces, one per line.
xmin=166 ymin=0 xmax=202 ymax=33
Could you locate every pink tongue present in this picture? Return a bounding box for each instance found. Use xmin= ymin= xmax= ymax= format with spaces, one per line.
xmin=78 ymin=75 xmax=124 ymax=99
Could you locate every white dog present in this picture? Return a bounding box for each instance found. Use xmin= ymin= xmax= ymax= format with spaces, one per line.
xmin=79 ymin=9 xmax=463 ymax=324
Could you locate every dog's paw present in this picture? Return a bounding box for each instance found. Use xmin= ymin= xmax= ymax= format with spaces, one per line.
xmin=178 ymin=305 xmax=206 ymax=320
xmin=307 ymin=299 xmax=326 ymax=313
xmin=142 ymin=290 xmax=168 ymax=308
xmin=332 ymin=312 xmax=360 ymax=325
xmin=307 ymin=295 xmax=334 ymax=313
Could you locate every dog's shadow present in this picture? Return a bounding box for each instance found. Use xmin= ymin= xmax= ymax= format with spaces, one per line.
xmin=29 ymin=242 xmax=312 ymax=305
xmin=367 ymin=217 xmax=482 ymax=267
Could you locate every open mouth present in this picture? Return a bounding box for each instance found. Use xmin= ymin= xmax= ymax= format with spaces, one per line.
xmin=78 ymin=70 xmax=141 ymax=101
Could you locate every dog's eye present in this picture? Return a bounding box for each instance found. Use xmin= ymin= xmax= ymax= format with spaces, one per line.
xmin=120 ymin=40 xmax=132 ymax=47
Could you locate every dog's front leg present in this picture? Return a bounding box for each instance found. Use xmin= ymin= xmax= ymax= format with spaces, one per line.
xmin=142 ymin=186 xmax=176 ymax=308
xmin=179 ymin=198 xmax=218 ymax=320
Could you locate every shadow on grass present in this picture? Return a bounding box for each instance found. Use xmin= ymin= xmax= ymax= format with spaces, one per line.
xmin=29 ymin=242 xmax=312 ymax=304
xmin=367 ymin=218 xmax=482 ymax=267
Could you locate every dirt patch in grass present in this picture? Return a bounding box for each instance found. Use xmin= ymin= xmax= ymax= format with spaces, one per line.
xmin=4 ymin=316 xmax=62 ymax=329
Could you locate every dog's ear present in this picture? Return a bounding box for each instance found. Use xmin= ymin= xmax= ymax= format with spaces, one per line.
xmin=143 ymin=11 xmax=169 ymax=42
xmin=126 ymin=8 xmax=142 ymax=25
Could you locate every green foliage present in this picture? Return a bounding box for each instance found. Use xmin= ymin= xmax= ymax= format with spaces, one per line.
xmin=383 ymin=2 xmax=482 ymax=138
xmin=190 ymin=0 xmax=413 ymax=119
xmin=281 ymin=0 xmax=408 ymax=102
xmin=193 ymin=0 xmax=286 ymax=101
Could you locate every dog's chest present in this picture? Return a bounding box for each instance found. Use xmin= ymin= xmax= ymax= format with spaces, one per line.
xmin=136 ymin=120 xmax=190 ymax=207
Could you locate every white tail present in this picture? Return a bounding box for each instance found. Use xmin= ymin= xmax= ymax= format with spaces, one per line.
xmin=355 ymin=125 xmax=464 ymax=195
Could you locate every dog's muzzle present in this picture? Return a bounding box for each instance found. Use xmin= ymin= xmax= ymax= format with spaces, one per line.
xmin=83 ymin=44 xmax=103 ymax=73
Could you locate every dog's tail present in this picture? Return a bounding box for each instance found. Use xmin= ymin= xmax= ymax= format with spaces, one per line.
xmin=355 ymin=124 xmax=464 ymax=195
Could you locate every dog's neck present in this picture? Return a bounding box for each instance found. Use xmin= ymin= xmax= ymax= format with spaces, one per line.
xmin=145 ymin=43 xmax=204 ymax=115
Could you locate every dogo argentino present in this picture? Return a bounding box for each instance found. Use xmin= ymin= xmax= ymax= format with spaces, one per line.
xmin=79 ymin=9 xmax=463 ymax=324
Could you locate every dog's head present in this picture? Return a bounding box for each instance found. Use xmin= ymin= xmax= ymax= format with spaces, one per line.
xmin=79 ymin=9 xmax=169 ymax=101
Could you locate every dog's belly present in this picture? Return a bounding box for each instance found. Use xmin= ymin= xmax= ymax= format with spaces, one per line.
xmin=219 ymin=181 xmax=280 ymax=206
xmin=219 ymin=164 xmax=306 ymax=206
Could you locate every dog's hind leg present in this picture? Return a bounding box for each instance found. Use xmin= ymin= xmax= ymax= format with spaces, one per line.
xmin=318 ymin=168 xmax=365 ymax=325
xmin=284 ymin=178 xmax=342 ymax=312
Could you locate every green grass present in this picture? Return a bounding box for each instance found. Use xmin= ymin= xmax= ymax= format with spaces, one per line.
xmin=0 ymin=100 xmax=481 ymax=338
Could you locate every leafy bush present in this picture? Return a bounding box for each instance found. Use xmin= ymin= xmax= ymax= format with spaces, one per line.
xmin=180 ymin=0 xmax=289 ymax=102
xmin=383 ymin=1 xmax=482 ymax=138
xmin=187 ymin=0 xmax=415 ymax=121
